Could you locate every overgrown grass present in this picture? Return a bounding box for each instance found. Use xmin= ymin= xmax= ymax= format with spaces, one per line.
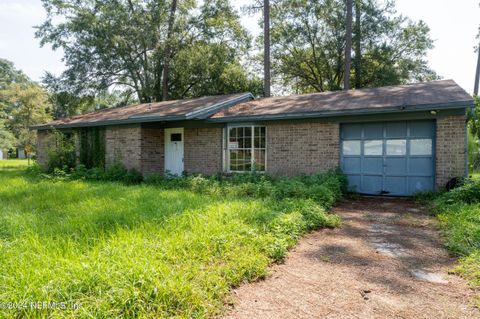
xmin=421 ymin=180 xmax=480 ymax=306
xmin=0 ymin=160 xmax=344 ymax=318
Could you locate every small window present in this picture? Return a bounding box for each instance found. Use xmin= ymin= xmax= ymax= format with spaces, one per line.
xmin=342 ymin=140 xmax=361 ymax=155
xmin=386 ymin=139 xmax=406 ymax=155
xmin=171 ymin=133 xmax=182 ymax=142
xmin=364 ymin=140 xmax=383 ymax=155
xmin=410 ymin=139 xmax=432 ymax=156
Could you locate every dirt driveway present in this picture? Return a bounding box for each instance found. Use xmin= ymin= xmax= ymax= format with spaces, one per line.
xmin=224 ymin=198 xmax=478 ymax=319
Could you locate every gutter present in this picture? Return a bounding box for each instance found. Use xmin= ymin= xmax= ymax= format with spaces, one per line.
xmin=207 ymin=100 xmax=474 ymax=123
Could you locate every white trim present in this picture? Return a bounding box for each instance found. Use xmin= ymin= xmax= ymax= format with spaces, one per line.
xmin=225 ymin=125 xmax=267 ymax=173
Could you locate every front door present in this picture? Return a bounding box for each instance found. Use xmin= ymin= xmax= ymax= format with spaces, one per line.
xmin=164 ymin=128 xmax=184 ymax=176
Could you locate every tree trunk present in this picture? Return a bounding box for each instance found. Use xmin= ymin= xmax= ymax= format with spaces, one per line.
xmin=353 ymin=0 xmax=361 ymax=88
xmin=162 ymin=0 xmax=178 ymax=101
xmin=344 ymin=0 xmax=353 ymax=90
xmin=475 ymin=43 xmax=480 ymax=96
xmin=263 ymin=0 xmax=271 ymax=97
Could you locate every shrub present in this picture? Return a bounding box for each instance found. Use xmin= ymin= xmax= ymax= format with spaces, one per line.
xmin=428 ymin=178 xmax=480 ymax=307
xmin=46 ymin=130 xmax=76 ymax=173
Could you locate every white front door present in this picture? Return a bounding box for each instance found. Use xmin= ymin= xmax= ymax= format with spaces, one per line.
xmin=164 ymin=128 xmax=184 ymax=176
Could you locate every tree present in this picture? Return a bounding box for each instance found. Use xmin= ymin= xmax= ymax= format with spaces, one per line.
xmin=36 ymin=0 xmax=261 ymax=103
xmin=264 ymin=0 xmax=271 ymax=97
xmin=474 ymin=29 xmax=479 ymax=95
xmin=162 ymin=0 xmax=178 ymax=101
xmin=344 ymin=0 xmax=353 ymax=90
xmin=43 ymin=72 xmax=136 ymax=119
xmin=1 ymin=83 xmax=52 ymax=157
xmin=268 ymin=0 xmax=437 ymax=94
xmin=0 ymin=119 xmax=15 ymax=151
xmin=353 ymin=0 xmax=362 ymax=88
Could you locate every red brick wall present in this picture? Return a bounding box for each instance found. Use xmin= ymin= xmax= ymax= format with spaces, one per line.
xmin=265 ymin=122 xmax=340 ymax=176
xmin=436 ymin=115 xmax=467 ymax=188
xmin=184 ymin=127 xmax=223 ymax=175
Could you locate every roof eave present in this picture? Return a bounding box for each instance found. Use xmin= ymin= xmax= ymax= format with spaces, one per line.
xmin=33 ymin=93 xmax=255 ymax=130
xmin=33 ymin=114 xmax=187 ymax=130
xmin=208 ymin=101 xmax=473 ymax=123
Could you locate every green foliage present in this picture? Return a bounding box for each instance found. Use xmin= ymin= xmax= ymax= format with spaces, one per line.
xmin=36 ymin=0 xmax=262 ymax=103
xmin=1 ymin=82 xmax=52 ymax=154
xmin=0 ymin=160 xmax=342 ymax=318
xmin=0 ymin=58 xmax=51 ymax=156
xmin=43 ymin=72 xmax=138 ymax=119
xmin=0 ymin=119 xmax=15 ymax=150
xmin=46 ymin=130 xmax=76 ymax=173
xmin=427 ymin=180 xmax=480 ymax=306
xmin=258 ymin=0 xmax=437 ymax=93
xmin=79 ymin=127 xmax=106 ymax=169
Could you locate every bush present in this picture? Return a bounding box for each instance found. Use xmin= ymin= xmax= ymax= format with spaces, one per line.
xmin=428 ymin=178 xmax=480 ymax=307
xmin=46 ymin=130 xmax=76 ymax=173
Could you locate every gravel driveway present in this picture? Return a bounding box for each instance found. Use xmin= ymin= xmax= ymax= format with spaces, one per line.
xmin=223 ymin=198 xmax=478 ymax=319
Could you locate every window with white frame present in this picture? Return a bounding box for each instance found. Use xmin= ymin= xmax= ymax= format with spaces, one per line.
xmin=227 ymin=126 xmax=266 ymax=172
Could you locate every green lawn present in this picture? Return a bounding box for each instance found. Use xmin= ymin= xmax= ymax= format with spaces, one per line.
xmin=0 ymin=160 xmax=342 ymax=318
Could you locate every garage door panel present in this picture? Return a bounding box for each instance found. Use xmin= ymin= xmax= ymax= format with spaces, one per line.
xmin=362 ymin=176 xmax=382 ymax=194
xmin=363 ymin=157 xmax=383 ymax=174
xmin=385 ymin=157 xmax=406 ymax=175
xmin=409 ymin=121 xmax=435 ymax=137
xmin=409 ymin=157 xmax=434 ymax=175
xmin=346 ymin=175 xmax=361 ymax=192
xmin=341 ymin=124 xmax=362 ymax=139
xmin=343 ymin=157 xmax=361 ymax=174
xmin=386 ymin=122 xmax=407 ymax=138
xmin=384 ymin=176 xmax=407 ymax=195
xmin=408 ymin=177 xmax=434 ymax=193
xmin=364 ymin=123 xmax=383 ymax=139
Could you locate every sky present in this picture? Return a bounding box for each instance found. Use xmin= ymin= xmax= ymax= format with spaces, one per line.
xmin=0 ymin=0 xmax=479 ymax=94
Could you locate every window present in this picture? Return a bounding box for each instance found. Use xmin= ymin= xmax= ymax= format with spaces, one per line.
xmin=386 ymin=139 xmax=406 ymax=155
xmin=170 ymin=133 xmax=182 ymax=142
xmin=228 ymin=126 xmax=266 ymax=171
xmin=342 ymin=140 xmax=361 ymax=155
xmin=364 ymin=140 xmax=383 ymax=155
xmin=410 ymin=139 xmax=432 ymax=156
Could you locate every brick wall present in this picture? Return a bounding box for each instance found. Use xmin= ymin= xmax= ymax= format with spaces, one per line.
xmin=183 ymin=127 xmax=223 ymax=175
xmin=436 ymin=115 xmax=467 ymax=188
xmin=266 ymin=122 xmax=340 ymax=176
xmin=105 ymin=125 xmax=142 ymax=171
xmin=36 ymin=130 xmax=51 ymax=169
xmin=141 ymin=127 xmax=164 ymax=174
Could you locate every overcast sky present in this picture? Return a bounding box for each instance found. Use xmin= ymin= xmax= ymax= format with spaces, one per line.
xmin=0 ymin=0 xmax=478 ymax=94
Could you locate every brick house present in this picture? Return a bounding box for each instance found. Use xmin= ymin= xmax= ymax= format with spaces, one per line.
xmin=34 ymin=80 xmax=473 ymax=196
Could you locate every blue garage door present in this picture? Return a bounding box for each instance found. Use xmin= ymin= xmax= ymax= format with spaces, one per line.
xmin=340 ymin=121 xmax=435 ymax=196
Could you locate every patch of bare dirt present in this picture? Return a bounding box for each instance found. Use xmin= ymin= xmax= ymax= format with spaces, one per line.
xmin=222 ymin=198 xmax=478 ymax=319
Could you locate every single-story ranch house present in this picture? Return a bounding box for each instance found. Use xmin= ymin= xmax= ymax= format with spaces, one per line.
xmin=34 ymin=80 xmax=473 ymax=196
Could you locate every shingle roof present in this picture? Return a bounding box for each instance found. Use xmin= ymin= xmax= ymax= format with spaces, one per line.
xmin=34 ymin=93 xmax=253 ymax=129
xmin=211 ymin=80 xmax=473 ymax=121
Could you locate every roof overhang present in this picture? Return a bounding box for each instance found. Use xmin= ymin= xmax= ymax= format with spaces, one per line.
xmin=207 ymin=100 xmax=473 ymax=123
xmin=33 ymin=93 xmax=254 ymax=130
